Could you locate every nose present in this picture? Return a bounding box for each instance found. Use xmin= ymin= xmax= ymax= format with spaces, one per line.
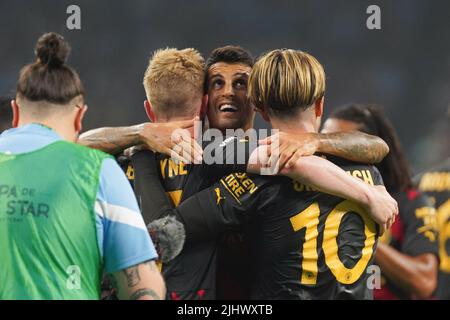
xmin=222 ymin=80 xmax=235 ymax=97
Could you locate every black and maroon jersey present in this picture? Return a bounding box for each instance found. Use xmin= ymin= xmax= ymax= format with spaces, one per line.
xmin=416 ymin=159 xmax=450 ymax=300
xmin=131 ymin=136 xmax=253 ymax=300
xmin=374 ymin=189 xmax=439 ymax=300
xmin=171 ymin=156 xmax=383 ymax=299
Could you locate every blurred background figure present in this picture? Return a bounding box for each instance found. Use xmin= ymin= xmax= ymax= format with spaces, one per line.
xmin=0 ymin=96 xmax=13 ymax=133
xmin=322 ymin=104 xmax=439 ymax=299
xmin=415 ymin=107 xmax=450 ymax=300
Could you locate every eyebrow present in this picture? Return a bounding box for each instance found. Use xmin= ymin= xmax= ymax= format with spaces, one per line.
xmin=209 ymin=73 xmax=223 ymax=79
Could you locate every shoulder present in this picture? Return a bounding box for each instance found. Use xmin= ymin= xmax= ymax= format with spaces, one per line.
xmin=59 ymin=141 xmax=113 ymax=162
xmin=321 ymin=154 xmax=383 ymax=185
xmin=395 ymin=189 xmax=434 ymax=216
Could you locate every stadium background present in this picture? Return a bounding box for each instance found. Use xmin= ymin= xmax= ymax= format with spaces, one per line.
xmin=0 ymin=0 xmax=448 ymax=172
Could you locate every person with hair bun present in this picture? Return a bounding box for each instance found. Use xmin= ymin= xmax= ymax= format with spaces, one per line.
xmin=0 ymin=32 xmax=165 ymax=300
xmin=322 ymin=104 xmax=440 ymax=299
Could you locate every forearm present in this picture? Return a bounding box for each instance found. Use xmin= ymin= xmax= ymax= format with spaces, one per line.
xmin=131 ymin=150 xmax=174 ymax=224
xmin=111 ymin=260 xmax=166 ymax=300
xmin=284 ymin=155 xmax=372 ymax=205
xmin=317 ymin=131 xmax=389 ymax=164
xmin=79 ymin=124 xmax=145 ymax=155
xmin=375 ymin=243 xmax=438 ymax=298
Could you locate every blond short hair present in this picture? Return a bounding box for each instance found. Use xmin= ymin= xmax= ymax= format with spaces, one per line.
xmin=248 ymin=49 xmax=325 ymax=117
xmin=143 ymin=48 xmax=205 ymax=117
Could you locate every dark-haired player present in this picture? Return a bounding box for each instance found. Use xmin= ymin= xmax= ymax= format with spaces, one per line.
xmin=0 ymin=96 xmax=13 ymax=133
xmin=0 ymin=32 xmax=164 ymax=299
xmin=322 ymin=104 xmax=439 ymax=299
xmin=141 ymin=49 xmax=399 ymax=299
xmin=415 ymin=108 xmax=450 ymax=299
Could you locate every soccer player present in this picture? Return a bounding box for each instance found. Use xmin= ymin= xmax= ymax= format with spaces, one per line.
xmin=322 ymin=104 xmax=439 ymax=299
xmin=0 ymin=32 xmax=165 ymax=300
xmin=415 ymin=108 xmax=450 ymax=300
xmin=140 ymin=49 xmax=398 ymax=299
xmin=81 ymin=46 xmax=395 ymax=300
xmin=0 ymin=96 xmax=13 ymax=133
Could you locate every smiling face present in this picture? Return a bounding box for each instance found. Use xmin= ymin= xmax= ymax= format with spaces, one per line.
xmin=206 ymin=62 xmax=255 ymax=132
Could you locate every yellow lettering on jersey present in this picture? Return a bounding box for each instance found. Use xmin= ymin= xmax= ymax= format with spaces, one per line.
xmin=126 ymin=164 xmax=134 ymax=180
xmin=167 ymin=190 xmax=183 ymax=207
xmin=349 ymin=170 xmax=374 ymax=186
xmin=179 ymin=162 xmax=188 ymax=175
xmin=415 ymin=206 xmax=438 ymax=242
xmin=292 ymin=181 xmax=316 ymax=192
xmin=361 ymin=170 xmax=375 ymax=186
xmin=229 ymin=179 xmax=240 ymax=191
xmin=419 ymin=172 xmax=450 ymax=192
xmin=221 ymin=173 xmax=258 ymax=203
xmin=168 ymin=159 xmax=179 ymax=178
xmin=160 ymin=159 xmax=168 ymax=179
xmin=160 ymin=159 xmax=188 ymax=179
xmin=352 ymin=170 xmax=362 ymax=180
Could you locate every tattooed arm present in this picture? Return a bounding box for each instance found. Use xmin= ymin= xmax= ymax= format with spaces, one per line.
xmin=79 ymin=124 xmax=144 ymax=155
xmin=79 ymin=118 xmax=202 ymax=162
xmin=110 ymin=260 xmax=166 ymax=300
xmin=259 ymin=131 xmax=389 ymax=169
xmin=317 ymin=131 xmax=389 ymax=164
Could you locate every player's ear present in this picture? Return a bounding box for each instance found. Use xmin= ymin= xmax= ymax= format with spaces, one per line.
xmin=144 ymin=100 xmax=157 ymax=122
xmin=315 ymin=97 xmax=324 ymax=118
xmin=74 ymin=104 xmax=88 ymax=133
xmin=200 ymin=94 xmax=208 ymax=120
xmin=11 ymin=100 xmax=20 ymax=128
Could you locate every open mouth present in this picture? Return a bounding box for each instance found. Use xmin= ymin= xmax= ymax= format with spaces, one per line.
xmin=219 ymin=104 xmax=238 ymax=113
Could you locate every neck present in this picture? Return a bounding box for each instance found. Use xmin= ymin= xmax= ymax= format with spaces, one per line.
xmin=269 ymin=117 xmax=317 ymax=134
xmin=19 ymin=117 xmax=77 ymax=142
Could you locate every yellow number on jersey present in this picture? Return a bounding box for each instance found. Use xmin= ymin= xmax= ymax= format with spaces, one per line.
xmin=290 ymin=203 xmax=320 ymax=284
xmin=437 ymin=199 xmax=450 ymax=273
xmin=291 ymin=201 xmax=377 ymax=285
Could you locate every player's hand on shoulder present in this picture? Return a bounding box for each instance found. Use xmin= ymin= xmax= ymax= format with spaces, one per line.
xmin=139 ymin=117 xmax=203 ymax=164
xmin=258 ymin=131 xmax=319 ymax=173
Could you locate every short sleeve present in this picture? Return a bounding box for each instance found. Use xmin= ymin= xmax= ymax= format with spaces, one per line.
xmin=95 ymin=158 xmax=158 ymax=273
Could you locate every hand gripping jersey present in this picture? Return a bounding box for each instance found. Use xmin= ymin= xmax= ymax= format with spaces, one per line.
xmin=416 ymin=159 xmax=450 ymax=299
xmin=0 ymin=141 xmax=107 ymax=299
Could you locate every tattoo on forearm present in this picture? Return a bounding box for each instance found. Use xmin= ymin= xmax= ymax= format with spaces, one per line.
xmin=79 ymin=126 xmax=142 ymax=154
xmin=130 ymin=288 xmax=161 ymax=300
xmin=109 ymin=274 xmax=119 ymax=296
xmin=321 ymin=132 xmax=387 ymax=163
xmin=123 ymin=265 xmax=141 ymax=287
